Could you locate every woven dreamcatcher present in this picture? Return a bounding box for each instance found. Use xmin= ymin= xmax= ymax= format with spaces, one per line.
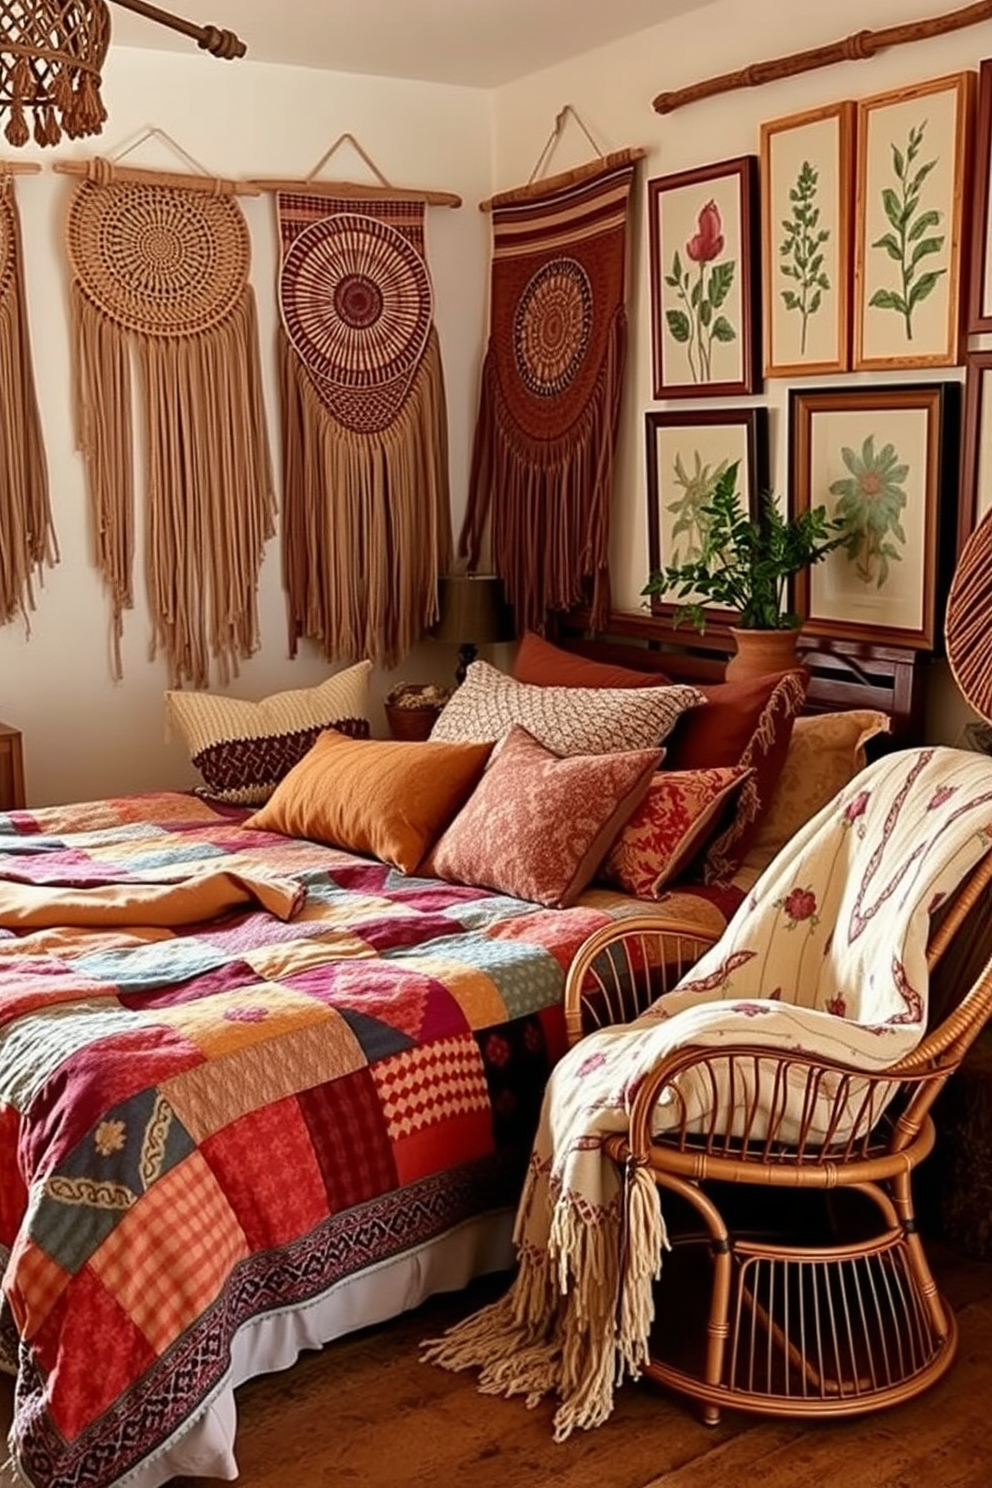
xmin=0 ymin=170 xmax=56 ymax=626
xmin=65 ymin=161 xmax=275 ymax=687
xmin=461 ymin=147 xmax=641 ymax=636
xmin=275 ymin=189 xmax=452 ymax=668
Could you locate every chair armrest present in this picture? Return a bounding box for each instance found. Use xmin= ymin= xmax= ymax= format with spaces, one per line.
xmin=563 ymin=915 xmax=719 ymax=1046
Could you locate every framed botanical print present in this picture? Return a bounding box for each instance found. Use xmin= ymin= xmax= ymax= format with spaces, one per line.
xmin=645 ymin=406 xmax=769 ymax=621
xmin=760 ymin=100 xmax=855 ymax=377
xmin=853 ymin=71 xmax=974 ymax=370
xmin=959 ymin=351 xmax=992 ymax=552
xmin=789 ymin=384 xmax=959 ymax=650
xmin=968 ymin=58 xmax=992 ymax=332
xmin=647 ymin=155 xmax=761 ymax=398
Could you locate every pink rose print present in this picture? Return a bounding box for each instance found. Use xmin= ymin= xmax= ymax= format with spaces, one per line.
xmin=776 ymin=886 xmax=819 ymax=930
xmin=844 ymin=790 xmax=870 ymax=831
xmin=686 ymin=200 xmax=725 ymax=263
xmin=928 ymin=785 xmax=954 ymax=810
xmin=578 ymin=1052 xmax=608 ymax=1077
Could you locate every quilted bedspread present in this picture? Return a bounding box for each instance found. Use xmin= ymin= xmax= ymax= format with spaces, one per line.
xmin=0 ymin=791 xmax=629 ymax=1488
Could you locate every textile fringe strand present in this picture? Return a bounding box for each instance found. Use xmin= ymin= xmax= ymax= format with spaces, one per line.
xmin=72 ymin=286 xmax=275 ymax=687
xmin=0 ymin=188 xmax=56 ymax=627
xmin=281 ymin=326 xmax=452 ymax=668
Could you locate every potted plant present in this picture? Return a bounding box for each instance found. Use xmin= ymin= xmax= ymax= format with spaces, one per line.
xmin=642 ymin=461 xmax=847 ymax=680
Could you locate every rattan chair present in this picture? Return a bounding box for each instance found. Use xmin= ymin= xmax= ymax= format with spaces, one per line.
xmin=563 ymin=849 xmax=992 ymax=1425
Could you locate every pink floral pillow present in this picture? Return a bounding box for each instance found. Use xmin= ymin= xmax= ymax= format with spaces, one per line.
xmin=428 ymin=725 xmax=663 ymax=908
xmin=601 ymin=766 xmax=753 ymax=899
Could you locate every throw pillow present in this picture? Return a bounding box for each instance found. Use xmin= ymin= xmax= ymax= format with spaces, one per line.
xmin=740 ymin=709 xmax=892 ymax=876
xmin=512 ymin=631 xmax=670 ymax=689
xmin=664 ymin=669 xmax=799 ymax=771
xmin=429 ymin=725 xmax=663 ymax=908
xmin=700 ymin=669 xmax=809 ymax=884
xmin=166 ymin=661 xmax=372 ymax=806
xmin=244 ymin=730 xmax=492 ymax=874
xmin=430 ymin=659 xmax=702 ymax=756
xmin=601 ymin=766 xmax=753 ymax=899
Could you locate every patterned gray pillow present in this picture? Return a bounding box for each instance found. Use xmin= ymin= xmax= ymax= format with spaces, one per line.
xmin=430 ymin=660 xmax=704 ymax=756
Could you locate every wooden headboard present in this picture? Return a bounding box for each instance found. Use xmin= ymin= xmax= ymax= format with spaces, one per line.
xmin=554 ymin=609 xmax=930 ymax=745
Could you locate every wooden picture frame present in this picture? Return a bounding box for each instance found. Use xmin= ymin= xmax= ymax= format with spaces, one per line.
xmin=853 ymin=70 xmax=973 ymax=371
xmin=760 ymin=100 xmax=855 ymax=377
xmin=645 ymin=406 xmax=769 ymax=622
xmin=968 ymin=57 xmax=992 ymax=332
xmin=959 ymin=350 xmax=992 ymax=553
xmin=647 ymin=155 xmax=761 ymax=398
xmin=790 ymin=383 xmax=959 ymax=650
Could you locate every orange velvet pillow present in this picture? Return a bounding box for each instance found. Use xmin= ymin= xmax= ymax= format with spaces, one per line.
xmin=244 ymin=729 xmax=493 ymax=875
xmin=601 ymin=766 xmax=753 ymax=899
xmin=430 ymin=725 xmax=662 ymax=908
xmin=513 ymin=631 xmax=671 ymax=690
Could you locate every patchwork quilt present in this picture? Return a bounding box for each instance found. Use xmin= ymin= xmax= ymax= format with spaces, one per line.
xmin=0 ymin=791 xmax=631 ymax=1488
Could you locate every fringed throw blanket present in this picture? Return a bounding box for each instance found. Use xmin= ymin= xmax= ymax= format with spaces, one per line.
xmin=277 ymin=192 xmax=452 ymax=668
xmin=0 ymin=175 xmax=55 ymax=626
xmin=459 ymin=152 xmax=637 ymax=635
xmin=66 ymin=163 xmax=275 ymax=687
xmin=425 ymin=746 xmax=992 ymax=1437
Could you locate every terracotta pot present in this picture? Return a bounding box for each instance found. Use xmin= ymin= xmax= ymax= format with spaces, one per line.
xmin=725 ymin=625 xmax=804 ymax=683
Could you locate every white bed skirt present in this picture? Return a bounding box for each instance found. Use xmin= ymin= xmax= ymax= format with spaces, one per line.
xmin=2 ymin=1210 xmax=515 ymax=1488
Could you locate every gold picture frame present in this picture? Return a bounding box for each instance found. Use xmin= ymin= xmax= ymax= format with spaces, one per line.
xmin=760 ymin=100 xmax=855 ymax=377
xmin=853 ymin=70 xmax=974 ymax=371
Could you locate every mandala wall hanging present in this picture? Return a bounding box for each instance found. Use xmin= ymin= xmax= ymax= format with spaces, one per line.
xmin=461 ymin=148 xmax=640 ymax=635
xmin=0 ymin=169 xmax=56 ymax=626
xmin=275 ymin=189 xmax=452 ymax=669
xmin=65 ymin=161 xmax=275 ymax=687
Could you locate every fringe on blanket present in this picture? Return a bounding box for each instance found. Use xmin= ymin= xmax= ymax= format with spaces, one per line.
xmin=422 ymin=1158 xmax=664 ymax=1439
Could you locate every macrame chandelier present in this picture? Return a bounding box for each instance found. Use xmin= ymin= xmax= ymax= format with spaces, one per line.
xmin=0 ymin=0 xmax=245 ymax=149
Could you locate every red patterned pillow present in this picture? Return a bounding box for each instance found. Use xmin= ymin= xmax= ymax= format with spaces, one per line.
xmin=601 ymin=766 xmax=753 ymax=899
xmin=429 ymin=725 xmax=663 ymax=908
xmin=701 ymin=670 xmax=809 ymax=884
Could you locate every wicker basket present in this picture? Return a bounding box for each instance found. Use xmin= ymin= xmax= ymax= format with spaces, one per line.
xmin=384 ymin=703 xmax=442 ymax=741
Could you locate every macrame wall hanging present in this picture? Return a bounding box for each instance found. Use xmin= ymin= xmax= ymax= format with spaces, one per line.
xmin=252 ymin=137 xmax=459 ymax=669
xmin=461 ymin=112 xmax=644 ymax=636
xmin=0 ymin=162 xmax=56 ymax=626
xmin=58 ymin=144 xmax=275 ymax=688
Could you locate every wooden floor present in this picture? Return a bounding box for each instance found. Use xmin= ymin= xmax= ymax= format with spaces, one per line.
xmin=4 ymin=1243 xmax=991 ymax=1487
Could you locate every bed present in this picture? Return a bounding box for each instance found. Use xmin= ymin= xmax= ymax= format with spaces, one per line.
xmin=0 ymin=622 xmax=919 ymax=1488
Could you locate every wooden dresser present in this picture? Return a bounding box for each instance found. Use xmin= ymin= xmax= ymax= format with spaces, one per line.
xmin=0 ymin=722 xmax=25 ymax=811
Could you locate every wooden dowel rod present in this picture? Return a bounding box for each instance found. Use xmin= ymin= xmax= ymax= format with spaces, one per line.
xmin=479 ymin=146 xmax=645 ymax=212
xmin=249 ymin=177 xmax=462 ymax=207
xmin=109 ymin=0 xmax=246 ymax=59
xmin=653 ymin=1 xmax=992 ymax=114
xmin=52 ymin=159 xmax=259 ymax=195
xmin=0 ymin=162 xmax=43 ymax=176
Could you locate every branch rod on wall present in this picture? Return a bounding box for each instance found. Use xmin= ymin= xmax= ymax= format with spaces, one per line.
xmin=250 ymin=132 xmax=462 ymax=206
xmin=652 ymin=0 xmax=992 ymax=114
xmin=110 ymin=0 xmax=246 ymax=59
xmin=52 ymin=158 xmax=259 ymax=195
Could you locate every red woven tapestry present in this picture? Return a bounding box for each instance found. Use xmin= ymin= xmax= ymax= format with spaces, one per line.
xmin=460 ymin=153 xmax=637 ymax=635
xmin=277 ymin=192 xmax=452 ymax=668
xmin=0 ymin=176 xmax=55 ymax=627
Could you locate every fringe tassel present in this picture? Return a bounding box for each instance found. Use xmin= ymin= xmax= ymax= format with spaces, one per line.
xmin=460 ymin=308 xmax=626 ymax=635
xmin=0 ymin=188 xmax=56 ymax=628
xmin=73 ymin=284 xmax=275 ymax=687
xmin=280 ymin=325 xmax=452 ymax=668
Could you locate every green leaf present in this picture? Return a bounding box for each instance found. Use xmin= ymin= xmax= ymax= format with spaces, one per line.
xmin=672 ymin=249 xmax=683 ymax=282
xmin=708 ymin=261 xmax=735 ymax=309
xmin=871 ymin=231 xmax=903 ymax=261
xmin=869 ymin=287 xmax=908 ymax=313
xmin=882 ymin=187 xmax=903 ymax=228
xmin=909 ymin=236 xmax=945 ymax=270
xmin=809 ymin=288 xmax=822 ymax=314
xmin=908 ymin=209 xmax=941 ymax=242
xmin=699 ymin=298 xmax=712 ymax=327
xmin=892 ymin=144 xmax=905 ymax=178
xmin=907 ymin=268 xmax=945 ymax=309
xmin=711 ymin=315 xmax=736 ymax=343
xmin=781 ymin=289 xmax=800 ymax=309
xmin=666 ymin=309 xmax=691 ymax=343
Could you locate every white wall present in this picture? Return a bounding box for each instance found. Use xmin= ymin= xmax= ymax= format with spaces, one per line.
xmin=491 ymin=0 xmax=990 ymax=746
xmin=5 ymin=2 xmax=990 ymax=807
xmin=1 ymin=47 xmax=492 ymax=804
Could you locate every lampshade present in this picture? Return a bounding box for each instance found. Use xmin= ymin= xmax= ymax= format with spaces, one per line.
xmin=431 ymin=573 xmax=515 ymax=647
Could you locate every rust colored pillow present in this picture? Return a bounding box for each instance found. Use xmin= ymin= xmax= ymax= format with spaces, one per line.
xmin=700 ymin=671 xmax=809 ymax=884
xmin=601 ymin=766 xmax=753 ymax=899
xmin=664 ymin=669 xmax=803 ymax=771
xmin=244 ymin=730 xmax=492 ymax=875
xmin=430 ymin=725 xmax=663 ymax=908
xmin=512 ymin=631 xmax=670 ymax=689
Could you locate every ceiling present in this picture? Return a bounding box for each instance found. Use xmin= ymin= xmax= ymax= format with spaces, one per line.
xmin=110 ymin=0 xmax=716 ymax=89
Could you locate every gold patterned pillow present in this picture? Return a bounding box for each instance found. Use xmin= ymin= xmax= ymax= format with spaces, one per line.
xmin=430 ymin=659 xmax=703 ymax=756
xmin=165 ymin=661 xmax=372 ymax=805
